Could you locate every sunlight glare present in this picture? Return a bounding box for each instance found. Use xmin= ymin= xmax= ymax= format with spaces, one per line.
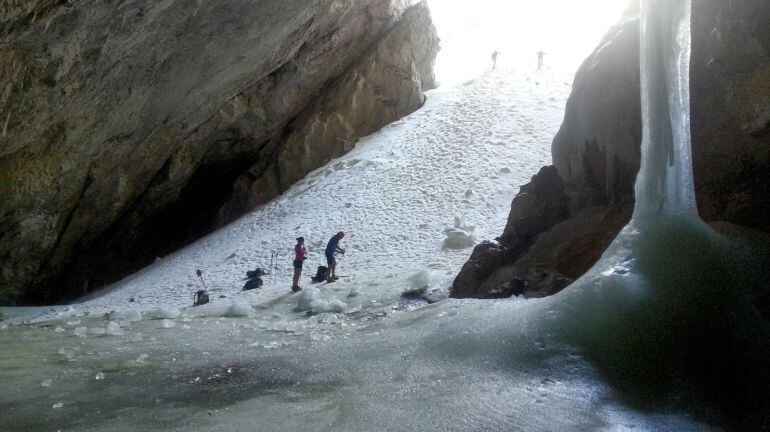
xmin=429 ymin=0 xmax=631 ymax=85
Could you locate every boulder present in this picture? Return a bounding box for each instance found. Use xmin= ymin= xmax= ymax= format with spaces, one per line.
xmin=451 ymin=166 xmax=570 ymax=298
xmin=499 ymin=165 xmax=570 ymax=244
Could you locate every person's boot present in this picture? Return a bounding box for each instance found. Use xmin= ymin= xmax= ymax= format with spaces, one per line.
xmin=291 ymin=285 xmax=302 ymax=292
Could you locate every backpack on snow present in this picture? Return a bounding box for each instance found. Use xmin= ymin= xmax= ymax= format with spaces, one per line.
xmin=311 ymin=266 xmax=328 ymax=283
xmin=193 ymin=290 xmax=209 ymax=306
xmin=243 ymin=267 xmax=265 ymax=291
xmin=246 ymin=268 xmax=266 ymax=279
xmin=242 ymin=277 xmax=263 ymax=291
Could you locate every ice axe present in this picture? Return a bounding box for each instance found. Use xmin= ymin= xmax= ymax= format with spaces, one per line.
xmin=337 ymin=250 xmax=346 ymax=264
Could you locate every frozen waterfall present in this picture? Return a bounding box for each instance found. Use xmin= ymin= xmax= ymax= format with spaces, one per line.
xmin=635 ymin=0 xmax=696 ymax=217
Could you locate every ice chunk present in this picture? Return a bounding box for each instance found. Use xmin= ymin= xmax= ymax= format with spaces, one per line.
xmin=149 ymin=306 xmax=181 ymax=320
xmin=443 ymin=229 xmax=475 ymax=249
xmin=95 ymin=372 xmax=105 ymax=380
xmin=328 ymin=299 xmax=346 ymax=313
xmin=268 ymin=321 xmax=296 ymax=333
xmin=108 ymin=310 xmax=142 ymax=322
xmin=54 ymin=326 xmax=65 ymax=333
xmin=73 ymin=327 xmax=88 ymax=337
xmin=53 ymin=402 xmax=63 ymax=409
xmin=453 ymin=215 xmax=474 ymax=231
xmin=88 ymin=327 xmax=106 ymax=336
xmin=297 ymin=287 xmax=321 ymax=312
xmin=160 ymin=319 xmax=176 ymax=329
xmin=403 ymin=270 xmax=433 ymax=297
xmin=41 ymin=379 xmax=52 ymax=387
xmin=309 ymin=298 xmax=347 ymax=314
xmin=58 ymin=348 xmax=73 ymax=358
xmin=66 ymin=319 xmax=81 ymax=326
xmin=407 ymin=270 xmax=433 ymax=289
xmin=320 ymin=314 xmax=339 ymax=324
xmin=127 ymin=354 xmax=149 ymax=368
xmin=105 ymin=321 xmax=124 ymax=336
xmin=309 ymin=299 xmax=330 ymax=313
xmin=224 ymin=302 xmax=253 ymax=318
xmin=443 ymin=218 xmax=476 ymax=249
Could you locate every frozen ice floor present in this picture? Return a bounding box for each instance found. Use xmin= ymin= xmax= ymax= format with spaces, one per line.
xmin=0 ymin=69 xmax=729 ymax=431
xmin=0 ymin=297 xmax=716 ymax=432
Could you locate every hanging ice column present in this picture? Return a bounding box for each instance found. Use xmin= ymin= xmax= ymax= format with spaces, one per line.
xmin=634 ymin=0 xmax=696 ymax=218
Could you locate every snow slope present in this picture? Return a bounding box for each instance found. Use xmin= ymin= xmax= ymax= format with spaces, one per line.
xmin=22 ymin=66 xmax=566 ymax=321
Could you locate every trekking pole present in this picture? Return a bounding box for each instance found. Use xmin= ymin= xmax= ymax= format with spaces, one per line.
xmin=268 ymin=252 xmax=275 ymax=280
xmin=272 ymin=250 xmax=279 ymax=287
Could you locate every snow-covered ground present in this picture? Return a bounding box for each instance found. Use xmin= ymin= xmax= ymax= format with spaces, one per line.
xmin=7 ymin=66 xmax=566 ymax=323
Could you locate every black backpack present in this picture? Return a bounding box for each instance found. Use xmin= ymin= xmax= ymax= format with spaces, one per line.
xmin=246 ymin=268 xmax=266 ymax=279
xmin=193 ymin=290 xmax=209 ymax=306
xmin=243 ymin=267 xmax=265 ymax=291
xmin=311 ymin=266 xmax=328 ymax=283
xmin=243 ymin=277 xmax=263 ymax=291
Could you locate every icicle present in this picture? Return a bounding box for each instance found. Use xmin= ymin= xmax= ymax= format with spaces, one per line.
xmin=634 ymin=0 xmax=696 ymax=217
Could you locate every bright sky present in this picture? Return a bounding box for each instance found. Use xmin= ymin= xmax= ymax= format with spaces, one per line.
xmin=429 ymin=0 xmax=631 ymax=85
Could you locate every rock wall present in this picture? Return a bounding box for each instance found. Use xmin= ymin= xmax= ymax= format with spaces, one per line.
xmin=220 ymin=3 xmax=438 ymax=221
xmin=0 ymin=0 xmax=438 ymax=305
xmin=452 ymin=0 xmax=769 ymax=299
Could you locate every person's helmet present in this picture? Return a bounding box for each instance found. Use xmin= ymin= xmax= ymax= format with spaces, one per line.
xmin=296 ymin=236 xmax=305 ymax=243
xmin=336 ymin=231 xmax=345 ymax=238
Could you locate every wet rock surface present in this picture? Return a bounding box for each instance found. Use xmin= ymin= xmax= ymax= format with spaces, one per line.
xmin=453 ymin=0 xmax=770 ymax=299
xmin=0 ymin=0 xmax=438 ymax=305
xmin=451 ymin=166 xmax=572 ymax=299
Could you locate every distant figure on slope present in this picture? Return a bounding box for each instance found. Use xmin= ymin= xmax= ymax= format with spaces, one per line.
xmin=536 ymin=50 xmax=546 ymax=69
xmin=292 ymin=237 xmax=307 ymax=292
xmin=491 ymin=50 xmax=499 ymax=70
xmin=325 ymin=231 xmax=345 ymax=283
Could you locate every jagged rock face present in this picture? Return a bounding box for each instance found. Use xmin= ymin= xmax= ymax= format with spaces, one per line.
xmin=0 ymin=0 xmax=438 ymax=305
xmin=689 ymin=0 xmax=770 ymax=227
xmin=452 ymin=0 xmax=769 ymax=299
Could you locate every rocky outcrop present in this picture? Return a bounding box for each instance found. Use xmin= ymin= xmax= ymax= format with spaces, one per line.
xmin=452 ymin=165 xmax=630 ymax=299
xmin=0 ymin=0 xmax=438 ymax=305
xmin=452 ymin=0 xmax=769 ymax=299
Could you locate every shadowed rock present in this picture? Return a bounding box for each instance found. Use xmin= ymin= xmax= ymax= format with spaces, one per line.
xmin=0 ymin=0 xmax=439 ymax=305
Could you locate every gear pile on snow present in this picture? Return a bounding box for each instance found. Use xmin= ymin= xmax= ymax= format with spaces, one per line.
xmin=243 ymin=268 xmax=266 ymax=291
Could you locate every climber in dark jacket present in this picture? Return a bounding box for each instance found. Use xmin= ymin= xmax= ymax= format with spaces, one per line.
xmin=325 ymin=231 xmax=345 ymax=282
